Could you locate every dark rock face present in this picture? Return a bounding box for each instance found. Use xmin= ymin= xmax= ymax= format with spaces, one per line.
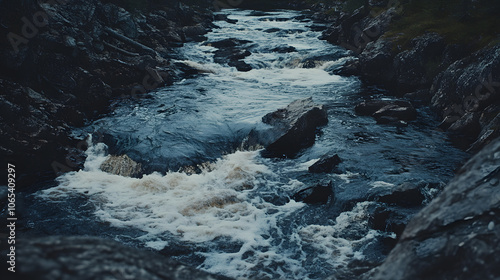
xmin=322 ymin=7 xmax=399 ymax=54
xmin=292 ymin=181 xmax=333 ymax=204
xmin=321 ymin=3 xmax=499 ymax=150
xmin=368 ymin=205 xmax=413 ymax=239
xmin=308 ymin=153 xmax=342 ymax=173
xmin=7 ymin=236 xmax=232 ymax=280
xmin=366 ymin=137 xmax=500 ymax=280
xmin=431 ymin=44 xmax=500 ymax=149
xmin=393 ymin=33 xmax=446 ymax=93
xmin=358 ymin=38 xmax=395 ymax=84
xmin=0 ymin=0 xmax=213 ymax=187
xmin=244 ymin=97 xmax=328 ymax=158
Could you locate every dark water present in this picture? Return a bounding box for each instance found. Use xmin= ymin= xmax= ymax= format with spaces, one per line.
xmin=18 ymin=9 xmax=468 ymax=280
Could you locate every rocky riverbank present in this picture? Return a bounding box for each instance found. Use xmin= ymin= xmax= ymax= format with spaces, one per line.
xmin=318 ymin=0 xmax=500 ymax=151
xmin=311 ymin=1 xmax=500 ymax=279
xmin=0 ymin=0 xmax=213 ymax=188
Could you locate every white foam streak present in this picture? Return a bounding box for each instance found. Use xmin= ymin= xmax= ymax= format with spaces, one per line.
xmin=297 ymin=202 xmax=378 ymax=268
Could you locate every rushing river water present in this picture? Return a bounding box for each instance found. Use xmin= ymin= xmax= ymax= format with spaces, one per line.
xmin=21 ymin=9 xmax=468 ymax=280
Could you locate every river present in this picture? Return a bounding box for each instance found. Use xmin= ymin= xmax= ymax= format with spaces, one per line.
xmin=20 ymin=9 xmax=467 ymax=280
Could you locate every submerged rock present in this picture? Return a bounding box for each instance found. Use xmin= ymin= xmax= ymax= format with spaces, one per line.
xmin=368 ymin=182 xmax=425 ymax=207
xmin=292 ymin=181 xmax=333 ymax=204
xmin=368 ymin=205 xmax=413 ymax=239
xmin=244 ymin=97 xmax=328 ymax=158
xmin=100 ymin=154 xmax=142 ymax=177
xmin=12 ymin=236 xmax=232 ymax=280
xmin=366 ymin=137 xmax=500 ymax=280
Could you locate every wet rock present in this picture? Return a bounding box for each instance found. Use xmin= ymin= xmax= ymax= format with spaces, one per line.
xmin=336 ymin=58 xmax=361 ymax=76
xmin=246 ymin=97 xmax=328 ymax=158
xmin=358 ymin=38 xmax=396 ymax=85
xmin=0 ymin=0 xmax=213 ymax=186
xmin=100 ymin=154 xmax=142 ymax=177
xmin=207 ymin=38 xmax=251 ymax=49
xmin=366 ymin=137 xmax=500 ymax=280
xmin=447 ymin=111 xmax=481 ymax=138
xmin=430 ymin=44 xmax=500 ymax=149
xmin=292 ymin=181 xmax=333 ymax=204
xmin=182 ymin=24 xmax=208 ymax=41
xmin=469 ymin=106 xmax=500 ymax=151
xmin=372 ymin=103 xmax=417 ymax=123
xmin=214 ymin=14 xmax=237 ymax=24
xmin=308 ymin=153 xmax=342 ymax=173
xmin=10 ymin=236 xmax=232 ymax=280
xmin=404 ymin=89 xmax=432 ymax=103
xmin=368 ymin=182 xmax=425 ymax=207
xmin=211 ymin=38 xmax=253 ymax=71
xmin=228 ymin=60 xmax=252 ymax=72
xmin=368 ymin=205 xmax=413 ymax=238
xmin=355 ymin=100 xmax=414 ymax=117
xmin=271 ymin=45 xmax=297 ymax=53
xmin=264 ymin=28 xmax=281 ymax=33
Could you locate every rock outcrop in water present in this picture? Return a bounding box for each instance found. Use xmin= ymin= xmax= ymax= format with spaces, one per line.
xmin=243 ymin=97 xmax=328 ymax=158
xmin=100 ymin=154 xmax=142 ymax=177
xmin=365 ymin=136 xmax=500 ymax=280
xmin=0 ymin=0 xmax=213 ymax=188
xmin=9 ymin=236 xmax=232 ymax=280
xmin=355 ymin=99 xmax=417 ymax=124
xmin=292 ymin=180 xmax=334 ymax=204
xmin=209 ymin=38 xmax=253 ymax=72
xmin=308 ymin=153 xmax=342 ymax=173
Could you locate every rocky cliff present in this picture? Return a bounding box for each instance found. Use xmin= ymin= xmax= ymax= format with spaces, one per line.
xmin=364 ymin=133 xmax=500 ymax=280
xmin=320 ymin=0 xmax=500 ymax=151
xmin=315 ymin=1 xmax=500 ymax=279
xmin=0 ymin=0 xmax=213 ymax=188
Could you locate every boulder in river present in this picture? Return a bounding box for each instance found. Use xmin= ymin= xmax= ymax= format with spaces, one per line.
xmin=368 ymin=204 xmax=413 ymax=239
xmin=292 ymin=181 xmax=333 ymax=204
xmin=244 ymin=97 xmax=328 ymax=158
xmin=100 ymin=154 xmax=142 ymax=177
xmin=368 ymin=182 xmax=426 ymax=208
xmin=12 ymin=236 xmax=232 ymax=280
xmin=308 ymin=153 xmax=342 ymax=173
xmin=209 ymin=38 xmax=253 ymax=71
xmin=355 ymin=99 xmax=416 ymax=123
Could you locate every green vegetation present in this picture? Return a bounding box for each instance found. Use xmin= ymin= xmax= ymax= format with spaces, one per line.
xmin=383 ymin=0 xmax=500 ymax=50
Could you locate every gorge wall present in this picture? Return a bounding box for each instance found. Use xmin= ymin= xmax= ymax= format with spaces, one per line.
xmin=0 ymin=0 xmax=213 ymax=187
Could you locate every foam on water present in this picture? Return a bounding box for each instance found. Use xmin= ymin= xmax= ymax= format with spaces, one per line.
xmin=30 ymin=8 xmax=469 ymax=280
xmin=38 ymin=138 xmax=380 ymax=279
